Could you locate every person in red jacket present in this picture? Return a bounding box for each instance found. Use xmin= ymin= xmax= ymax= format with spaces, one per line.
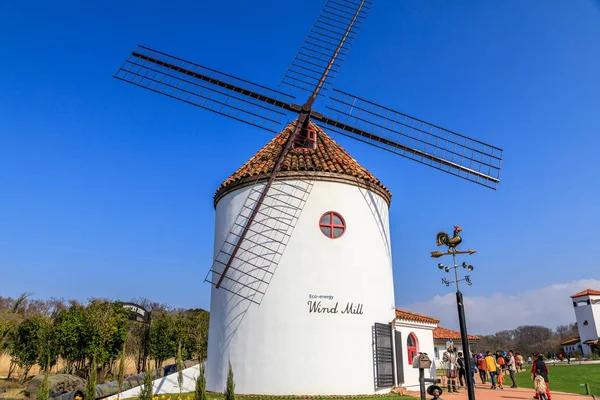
xmin=531 ymin=354 xmax=552 ymax=400
xmin=477 ymin=354 xmax=487 ymax=383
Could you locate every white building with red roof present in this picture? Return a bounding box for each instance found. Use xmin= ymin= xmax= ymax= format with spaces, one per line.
xmin=432 ymin=326 xmax=480 ymax=363
xmin=562 ymin=289 xmax=600 ymax=356
xmin=393 ymin=310 xmax=439 ymax=390
xmin=207 ymin=122 xmax=396 ymax=395
xmin=391 ymin=310 xmax=480 ymax=390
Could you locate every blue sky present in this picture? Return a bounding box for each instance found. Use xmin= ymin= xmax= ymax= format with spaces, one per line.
xmin=1 ymin=0 xmax=599 ymax=331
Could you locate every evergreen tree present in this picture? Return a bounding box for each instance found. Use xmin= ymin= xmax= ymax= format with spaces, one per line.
xmin=176 ymin=339 xmax=184 ymax=394
xmin=224 ymin=362 xmax=235 ymax=400
xmin=84 ymin=354 xmax=97 ymax=400
xmin=36 ymin=355 xmax=51 ymax=400
xmin=117 ymin=339 xmax=127 ymax=400
xmin=194 ymin=362 xmax=206 ymax=400
xmin=137 ymin=365 xmax=154 ymax=400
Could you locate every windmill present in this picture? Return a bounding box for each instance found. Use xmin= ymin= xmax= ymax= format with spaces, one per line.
xmin=115 ymin=0 xmax=503 ymax=394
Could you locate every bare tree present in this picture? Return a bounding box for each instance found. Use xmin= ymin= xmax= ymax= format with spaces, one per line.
xmin=556 ymin=323 xmax=579 ymax=340
xmin=513 ymin=325 xmax=554 ymax=355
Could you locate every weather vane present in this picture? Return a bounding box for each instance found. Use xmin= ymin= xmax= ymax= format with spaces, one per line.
xmin=430 ymin=225 xmax=477 ymax=258
xmin=430 ymin=226 xmax=477 ymax=400
xmin=432 ymin=225 xmax=476 ymax=287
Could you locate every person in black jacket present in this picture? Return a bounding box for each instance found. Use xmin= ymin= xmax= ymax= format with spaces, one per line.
xmin=531 ymin=354 xmax=552 ymax=400
xmin=457 ymin=351 xmax=467 ymax=388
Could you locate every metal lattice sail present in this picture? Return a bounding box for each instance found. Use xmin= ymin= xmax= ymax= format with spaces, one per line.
xmin=115 ymin=0 xmax=503 ymax=305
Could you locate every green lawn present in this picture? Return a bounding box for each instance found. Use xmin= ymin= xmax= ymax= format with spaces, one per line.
xmin=127 ymin=364 xmax=600 ymax=400
xmin=493 ymin=364 xmax=600 ymax=396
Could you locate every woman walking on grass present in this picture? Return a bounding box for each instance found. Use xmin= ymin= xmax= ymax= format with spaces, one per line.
xmin=531 ymin=354 xmax=551 ymax=400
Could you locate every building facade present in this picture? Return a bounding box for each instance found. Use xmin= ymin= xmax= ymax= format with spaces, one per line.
xmin=393 ymin=310 xmax=439 ymax=390
xmin=561 ymin=289 xmax=600 ymax=357
xmin=206 ymin=122 xmax=396 ymax=395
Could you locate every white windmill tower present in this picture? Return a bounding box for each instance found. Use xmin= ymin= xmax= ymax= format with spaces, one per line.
xmin=115 ymin=0 xmax=503 ymax=395
xmin=206 ymin=120 xmax=395 ymax=394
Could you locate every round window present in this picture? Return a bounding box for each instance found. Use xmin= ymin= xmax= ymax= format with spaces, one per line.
xmin=319 ymin=212 xmax=346 ymax=239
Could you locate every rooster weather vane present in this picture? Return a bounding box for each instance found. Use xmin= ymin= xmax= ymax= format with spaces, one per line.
xmin=431 ymin=226 xmax=476 ymax=258
xmin=432 ymin=226 xmax=476 ymax=287
xmin=115 ymin=0 xmax=501 ymax=305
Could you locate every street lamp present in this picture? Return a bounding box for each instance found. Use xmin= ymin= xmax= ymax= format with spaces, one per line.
xmin=431 ymin=226 xmax=477 ymax=400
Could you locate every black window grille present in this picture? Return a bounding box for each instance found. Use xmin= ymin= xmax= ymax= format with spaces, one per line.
xmin=374 ymin=322 xmax=394 ymax=388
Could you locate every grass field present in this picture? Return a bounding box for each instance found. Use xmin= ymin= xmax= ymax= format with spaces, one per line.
xmin=485 ymin=364 xmax=600 ymax=396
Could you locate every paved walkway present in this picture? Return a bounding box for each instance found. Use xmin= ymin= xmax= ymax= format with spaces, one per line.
xmin=405 ymin=386 xmax=590 ymax=400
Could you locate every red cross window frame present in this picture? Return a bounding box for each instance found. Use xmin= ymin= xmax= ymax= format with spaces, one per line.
xmin=407 ymin=333 xmax=418 ymax=365
xmin=319 ymin=211 xmax=346 ymax=239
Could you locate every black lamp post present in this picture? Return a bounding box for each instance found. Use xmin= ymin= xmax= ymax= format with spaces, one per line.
xmin=431 ymin=228 xmax=477 ymax=400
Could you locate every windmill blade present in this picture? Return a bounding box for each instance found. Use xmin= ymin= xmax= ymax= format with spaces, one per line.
xmin=313 ymin=89 xmax=503 ymax=189
xmin=206 ymin=177 xmax=315 ymax=305
xmin=281 ymin=0 xmax=372 ymax=98
xmin=115 ymin=46 xmax=297 ymax=133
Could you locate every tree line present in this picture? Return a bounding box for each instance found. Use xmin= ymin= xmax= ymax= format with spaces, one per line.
xmin=0 ymin=294 xmax=209 ymax=383
xmin=471 ymin=323 xmax=580 ymax=356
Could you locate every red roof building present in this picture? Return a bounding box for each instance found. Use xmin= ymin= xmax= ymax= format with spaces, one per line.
xmin=433 ymin=326 xmax=481 ymax=341
xmin=560 ymin=337 xmax=580 ymax=346
xmin=570 ymin=289 xmax=600 ymax=298
xmin=568 ymin=288 xmax=599 ymax=357
xmin=395 ymin=309 xmax=440 ymax=325
xmin=393 ymin=309 xmax=482 ymax=375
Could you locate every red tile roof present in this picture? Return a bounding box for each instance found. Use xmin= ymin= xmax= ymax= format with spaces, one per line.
xmin=560 ymin=337 xmax=580 ymax=346
xmin=583 ymin=339 xmax=598 ymax=345
xmin=395 ymin=309 xmax=440 ymax=325
xmin=214 ymin=119 xmax=392 ymax=205
xmin=433 ymin=326 xmax=480 ymax=341
xmin=570 ymin=289 xmax=600 ymax=298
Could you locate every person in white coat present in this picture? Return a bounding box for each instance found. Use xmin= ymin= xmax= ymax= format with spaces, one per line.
xmin=442 ymin=346 xmax=459 ymax=393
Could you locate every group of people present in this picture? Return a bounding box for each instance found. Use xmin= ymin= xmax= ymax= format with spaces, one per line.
xmin=474 ymin=350 xmax=520 ymax=389
xmin=438 ymin=346 xmax=551 ymax=400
